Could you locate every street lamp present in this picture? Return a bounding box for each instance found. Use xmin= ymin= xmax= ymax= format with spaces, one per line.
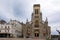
xmin=56 ymin=30 xmax=60 ymax=40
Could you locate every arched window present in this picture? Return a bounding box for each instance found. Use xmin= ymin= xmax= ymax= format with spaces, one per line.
xmin=34 ymin=30 xmax=39 ymax=37
xmin=43 ymin=33 xmax=46 ymax=37
xmin=35 ymin=20 xmax=39 ymax=24
xmin=35 ymin=9 xmax=38 ymax=14
xmin=35 ymin=25 xmax=39 ymax=27
xmin=35 ymin=16 xmax=39 ymax=18
xmin=35 ymin=20 xmax=39 ymax=27
xmin=8 ymin=26 xmax=10 ymax=29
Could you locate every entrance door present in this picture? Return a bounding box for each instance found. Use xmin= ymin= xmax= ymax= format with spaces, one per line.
xmin=34 ymin=30 xmax=39 ymax=37
xmin=35 ymin=33 xmax=39 ymax=37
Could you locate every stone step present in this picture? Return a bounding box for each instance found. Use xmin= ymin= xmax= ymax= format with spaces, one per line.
xmin=0 ymin=38 xmax=46 ymax=40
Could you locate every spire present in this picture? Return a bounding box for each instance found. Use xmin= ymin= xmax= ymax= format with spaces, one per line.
xmin=26 ymin=19 xmax=28 ymax=22
xmin=44 ymin=17 xmax=48 ymax=25
xmin=46 ymin=17 xmax=48 ymax=22
xmin=45 ymin=17 xmax=48 ymax=23
xmin=26 ymin=19 xmax=29 ymax=24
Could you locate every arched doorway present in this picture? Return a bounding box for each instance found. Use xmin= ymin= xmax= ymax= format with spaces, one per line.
xmin=34 ymin=30 xmax=39 ymax=37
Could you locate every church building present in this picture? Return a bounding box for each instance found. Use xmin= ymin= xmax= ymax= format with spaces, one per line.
xmin=22 ymin=4 xmax=51 ymax=39
xmin=0 ymin=4 xmax=51 ymax=39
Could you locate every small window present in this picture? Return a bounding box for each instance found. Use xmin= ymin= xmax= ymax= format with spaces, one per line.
xmin=35 ymin=16 xmax=39 ymax=18
xmin=8 ymin=30 xmax=9 ymax=32
xmin=35 ymin=20 xmax=39 ymax=27
xmin=35 ymin=20 xmax=39 ymax=23
xmin=1 ymin=30 xmax=5 ymax=32
xmin=5 ymin=30 xmax=9 ymax=32
xmin=35 ymin=25 xmax=39 ymax=27
xmin=35 ymin=9 xmax=38 ymax=14
xmin=43 ymin=33 xmax=46 ymax=36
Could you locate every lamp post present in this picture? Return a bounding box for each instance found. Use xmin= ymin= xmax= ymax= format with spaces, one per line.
xmin=56 ymin=30 xmax=60 ymax=40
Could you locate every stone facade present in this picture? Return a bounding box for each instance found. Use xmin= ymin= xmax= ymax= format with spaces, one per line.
xmin=0 ymin=20 xmax=22 ymax=38
xmin=22 ymin=4 xmax=51 ymax=39
xmin=0 ymin=38 xmax=46 ymax=40
xmin=0 ymin=23 xmax=13 ymax=38
xmin=0 ymin=4 xmax=51 ymax=40
xmin=8 ymin=20 xmax=22 ymax=38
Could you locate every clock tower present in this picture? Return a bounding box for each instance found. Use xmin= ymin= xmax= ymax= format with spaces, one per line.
xmin=31 ymin=4 xmax=42 ymax=38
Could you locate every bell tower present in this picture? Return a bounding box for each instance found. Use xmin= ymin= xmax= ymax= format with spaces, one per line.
xmin=31 ymin=4 xmax=42 ymax=38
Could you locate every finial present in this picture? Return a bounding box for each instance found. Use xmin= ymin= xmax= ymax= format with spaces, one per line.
xmin=34 ymin=4 xmax=40 ymax=7
xmin=26 ymin=18 xmax=28 ymax=22
xmin=10 ymin=19 xmax=12 ymax=21
xmin=45 ymin=17 xmax=48 ymax=22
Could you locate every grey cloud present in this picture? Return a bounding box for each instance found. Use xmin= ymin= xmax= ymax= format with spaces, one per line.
xmin=51 ymin=30 xmax=58 ymax=35
xmin=48 ymin=11 xmax=60 ymax=24
xmin=0 ymin=0 xmax=60 ymax=35
xmin=52 ymin=0 xmax=60 ymax=6
xmin=11 ymin=0 xmax=33 ymax=22
xmin=0 ymin=15 xmax=9 ymax=22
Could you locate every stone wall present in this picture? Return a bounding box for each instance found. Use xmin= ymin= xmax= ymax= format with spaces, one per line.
xmin=0 ymin=38 xmax=46 ymax=40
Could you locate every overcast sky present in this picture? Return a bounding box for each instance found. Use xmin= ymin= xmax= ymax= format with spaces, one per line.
xmin=0 ymin=0 xmax=60 ymax=35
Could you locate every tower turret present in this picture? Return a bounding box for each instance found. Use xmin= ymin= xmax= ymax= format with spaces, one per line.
xmin=31 ymin=4 xmax=42 ymax=38
xmin=26 ymin=19 xmax=29 ymax=24
xmin=45 ymin=17 xmax=48 ymax=25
